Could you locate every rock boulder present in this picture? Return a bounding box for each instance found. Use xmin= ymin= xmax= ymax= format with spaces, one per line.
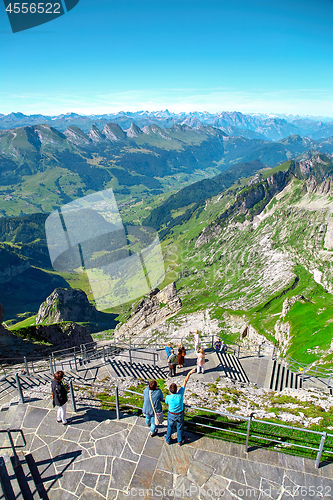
xmin=36 ymin=288 xmax=97 ymax=325
xmin=18 ymin=322 xmax=93 ymax=349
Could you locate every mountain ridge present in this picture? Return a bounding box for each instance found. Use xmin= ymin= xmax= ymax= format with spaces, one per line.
xmin=1 ymin=110 xmax=333 ymax=141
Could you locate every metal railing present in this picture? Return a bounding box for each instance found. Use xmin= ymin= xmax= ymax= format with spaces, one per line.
xmin=1 ymin=333 xmax=332 ymax=389
xmin=113 ymin=388 xmax=333 ymax=468
xmin=49 ymin=343 xmax=159 ymax=375
xmin=0 ymin=355 xmax=50 ymax=378
xmin=2 ymin=371 xmax=332 ymax=469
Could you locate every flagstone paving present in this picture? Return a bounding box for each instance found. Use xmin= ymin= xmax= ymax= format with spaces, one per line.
xmin=1 ymin=398 xmax=333 ymax=500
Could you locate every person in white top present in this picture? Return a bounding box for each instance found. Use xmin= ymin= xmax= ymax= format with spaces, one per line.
xmin=194 ymin=330 xmax=200 ymax=351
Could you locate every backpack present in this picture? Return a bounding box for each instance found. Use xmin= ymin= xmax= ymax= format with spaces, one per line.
xmin=168 ymin=353 xmax=177 ymax=364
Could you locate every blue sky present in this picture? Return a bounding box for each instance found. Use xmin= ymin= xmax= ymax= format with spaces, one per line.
xmin=0 ymin=0 xmax=332 ymax=116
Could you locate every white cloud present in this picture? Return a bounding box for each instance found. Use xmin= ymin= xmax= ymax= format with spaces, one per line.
xmin=1 ymin=87 xmax=332 ymax=117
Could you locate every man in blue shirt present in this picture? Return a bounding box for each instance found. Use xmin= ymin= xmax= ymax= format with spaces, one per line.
xmin=165 ymin=367 xmax=196 ymax=446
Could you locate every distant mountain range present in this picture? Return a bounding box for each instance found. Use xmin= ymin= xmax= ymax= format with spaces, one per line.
xmin=1 ymin=111 xmax=333 ymax=141
xmin=1 ymin=120 xmax=333 ymax=217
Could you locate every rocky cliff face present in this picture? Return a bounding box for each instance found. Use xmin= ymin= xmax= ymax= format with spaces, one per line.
xmin=0 ymin=302 xmax=15 ymax=346
xmin=114 ymin=282 xmax=182 ymax=339
xmin=195 ymin=169 xmax=291 ymax=248
xmin=36 ymin=288 xmax=97 ymax=325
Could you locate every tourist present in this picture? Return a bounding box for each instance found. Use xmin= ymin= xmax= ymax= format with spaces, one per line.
xmin=168 ymin=349 xmax=177 ymax=377
xmin=196 ymin=348 xmax=205 ymax=374
xmin=194 ymin=330 xmax=200 ymax=351
xmin=165 ymin=368 xmax=196 ymax=445
xmin=177 ymin=344 xmax=186 ymax=368
xmin=214 ymin=339 xmax=222 ymax=352
xmin=142 ymin=380 xmax=164 ymax=437
xmin=51 ymin=370 xmax=70 ymax=425
xmin=165 ymin=342 xmax=172 ymax=359
xmin=220 ymin=340 xmax=228 ymax=353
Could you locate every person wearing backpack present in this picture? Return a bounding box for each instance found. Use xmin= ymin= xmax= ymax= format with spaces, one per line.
xmin=214 ymin=339 xmax=222 ymax=352
xmin=51 ymin=370 xmax=70 ymax=425
xmin=142 ymin=380 xmax=164 ymax=437
xmin=167 ymin=349 xmax=177 ymax=377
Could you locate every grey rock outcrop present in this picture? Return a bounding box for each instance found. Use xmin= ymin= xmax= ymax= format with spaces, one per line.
xmin=36 ymin=288 xmax=97 ymax=325
xmin=114 ymin=282 xmax=182 ymax=339
xmin=240 ymin=324 xmax=266 ymax=344
xmin=20 ymin=322 xmax=92 ymax=348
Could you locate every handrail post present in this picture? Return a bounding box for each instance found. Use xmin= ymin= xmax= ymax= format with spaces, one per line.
xmin=115 ymin=386 xmax=120 ymax=420
xmin=153 ymin=353 xmax=156 ymax=367
xmin=327 ymin=374 xmax=332 ymax=388
xmin=211 ymin=335 xmax=214 ymax=349
xmin=52 ymin=353 xmax=56 ymax=373
xmin=154 ymin=338 xmax=157 ymax=351
xmin=103 ymin=346 xmax=106 ymax=363
xmin=315 ymin=431 xmax=327 ymax=468
xmin=49 ymin=355 xmax=54 ymax=376
xmin=7 ymin=430 xmax=19 ymax=468
xmin=15 ymin=373 xmax=24 ymax=404
xmin=272 ymin=346 xmax=275 ymax=360
xmin=257 ymin=345 xmax=261 ymax=358
xmin=245 ymin=413 xmax=253 ymax=453
xmin=129 ymin=348 xmax=132 ymax=364
xmin=237 ymin=345 xmax=240 ymax=359
xmin=24 ymin=356 xmax=29 ymax=376
xmin=69 ymin=380 xmax=77 ymax=412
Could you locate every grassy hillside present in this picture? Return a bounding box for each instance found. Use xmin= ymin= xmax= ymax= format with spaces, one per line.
xmin=1 ymin=152 xmax=333 ymax=371
xmin=156 ymin=154 xmax=333 ymax=368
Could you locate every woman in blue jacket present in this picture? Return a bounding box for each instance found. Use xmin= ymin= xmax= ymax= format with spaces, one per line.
xmin=165 ymin=342 xmax=172 ymax=359
xmin=142 ymin=380 xmax=164 ymax=437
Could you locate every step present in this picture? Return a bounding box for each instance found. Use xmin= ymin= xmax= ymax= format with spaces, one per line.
xmin=274 ymin=362 xmax=282 ymax=391
xmin=285 ymin=368 xmax=290 ymax=389
xmin=263 ymin=358 xmax=274 ymax=389
xmin=0 ymin=391 xmax=16 ymax=409
xmin=269 ymin=360 xmax=277 ymax=390
xmin=279 ymin=365 xmax=286 ymax=391
xmin=232 ymin=356 xmax=250 ymax=384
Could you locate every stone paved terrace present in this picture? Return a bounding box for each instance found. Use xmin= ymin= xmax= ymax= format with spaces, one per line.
xmin=0 ymin=398 xmax=333 ymax=500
